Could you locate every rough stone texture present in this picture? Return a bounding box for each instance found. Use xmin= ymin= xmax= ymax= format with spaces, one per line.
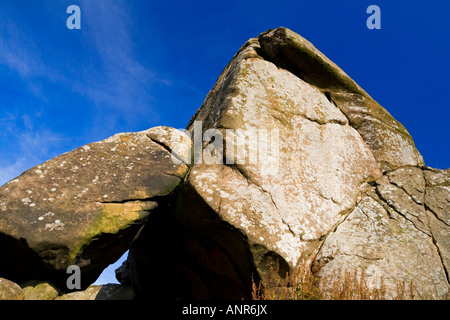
xmin=55 ymin=284 xmax=135 ymax=300
xmin=0 ymin=128 xmax=189 ymax=289
xmin=313 ymin=167 xmax=449 ymax=299
xmin=178 ymin=28 xmax=381 ymax=295
xmin=0 ymin=278 xmax=133 ymax=300
xmin=21 ymin=280 xmax=61 ymax=300
xmin=258 ymin=27 xmax=424 ymax=172
xmin=0 ymin=278 xmax=24 ymax=300
xmin=146 ymin=126 xmax=193 ymax=165
xmin=423 ymin=167 xmax=450 ymax=284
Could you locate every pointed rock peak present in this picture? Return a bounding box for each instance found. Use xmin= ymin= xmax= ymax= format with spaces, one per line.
xmin=258 ymin=27 xmax=367 ymax=95
xmin=145 ymin=126 xmax=193 ymax=165
xmin=195 ymin=26 xmax=424 ymax=171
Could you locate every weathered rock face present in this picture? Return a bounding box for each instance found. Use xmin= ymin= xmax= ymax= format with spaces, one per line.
xmin=178 ymin=29 xmax=385 ymax=295
xmin=184 ymin=29 xmax=383 ymax=261
xmin=313 ymin=166 xmax=449 ymax=299
xmin=21 ymin=280 xmax=61 ymax=300
xmin=127 ymin=27 xmax=447 ymax=300
xmin=423 ymin=167 xmax=450 ymax=284
xmin=0 ymin=278 xmax=133 ymax=300
xmin=258 ymin=28 xmax=424 ymax=172
xmin=55 ymin=284 xmax=135 ymax=300
xmin=0 ymin=278 xmax=24 ymax=300
xmin=0 ymin=127 xmax=189 ymax=289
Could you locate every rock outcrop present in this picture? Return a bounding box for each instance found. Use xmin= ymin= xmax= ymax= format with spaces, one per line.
xmin=0 ymin=27 xmax=448 ymax=300
xmin=0 ymin=278 xmax=24 ymax=300
xmin=258 ymin=28 xmax=424 ymax=172
xmin=55 ymin=283 xmax=135 ymax=300
xmin=0 ymin=277 xmax=134 ymax=300
xmin=126 ymin=27 xmax=447 ymax=300
xmin=21 ymin=280 xmax=61 ymax=300
xmin=0 ymin=127 xmax=190 ymax=289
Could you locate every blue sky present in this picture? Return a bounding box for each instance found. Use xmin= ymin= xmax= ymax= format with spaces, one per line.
xmin=1 ymin=1 xmax=449 ymax=284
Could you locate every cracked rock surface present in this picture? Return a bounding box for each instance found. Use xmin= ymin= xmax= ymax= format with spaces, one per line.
xmin=313 ymin=166 xmax=449 ymax=299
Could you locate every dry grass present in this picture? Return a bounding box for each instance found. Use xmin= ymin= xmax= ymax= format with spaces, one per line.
xmin=252 ymin=264 xmax=419 ymax=300
xmin=252 ymin=262 xmax=321 ymax=300
xmin=327 ymin=270 xmax=387 ymax=300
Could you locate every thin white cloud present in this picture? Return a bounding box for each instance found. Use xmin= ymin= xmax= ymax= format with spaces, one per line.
xmin=0 ymin=1 xmax=169 ymax=185
xmin=0 ymin=113 xmax=71 ymax=186
xmin=0 ymin=157 xmax=28 ymax=186
xmin=75 ymin=0 xmax=163 ymax=118
xmin=0 ymin=16 xmax=44 ymax=79
xmin=1 ymin=1 xmax=166 ymax=121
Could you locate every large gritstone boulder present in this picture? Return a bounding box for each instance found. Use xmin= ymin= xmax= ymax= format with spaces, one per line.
xmin=0 ymin=127 xmax=190 ymax=290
